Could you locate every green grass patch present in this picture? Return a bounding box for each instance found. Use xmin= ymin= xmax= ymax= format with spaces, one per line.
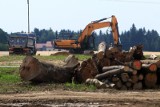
xmin=0 ymin=55 xmax=25 ymax=62
xmin=0 ymin=54 xmax=93 ymax=93
xmin=0 ymin=67 xmax=20 ymax=83
xmin=0 ymin=54 xmax=91 ymax=62
xmin=75 ymin=54 xmax=92 ymax=61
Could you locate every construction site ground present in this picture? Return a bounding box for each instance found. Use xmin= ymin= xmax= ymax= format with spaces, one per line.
xmin=1 ymin=89 xmax=160 ymax=107
xmin=0 ymin=51 xmax=160 ymax=107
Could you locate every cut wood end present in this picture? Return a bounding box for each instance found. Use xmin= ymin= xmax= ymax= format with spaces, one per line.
xmin=132 ymin=60 xmax=142 ymax=70
xmin=149 ymin=63 xmax=157 ymax=72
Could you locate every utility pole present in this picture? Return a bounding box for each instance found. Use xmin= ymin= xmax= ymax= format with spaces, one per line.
xmin=27 ymin=0 xmax=30 ymax=33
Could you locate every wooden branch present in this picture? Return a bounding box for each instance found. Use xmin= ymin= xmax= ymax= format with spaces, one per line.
xmin=95 ymin=68 xmax=122 ymax=80
xmin=140 ymin=60 xmax=159 ymax=64
xmin=102 ymin=65 xmax=124 ymax=72
xmin=85 ymin=78 xmax=106 ymax=88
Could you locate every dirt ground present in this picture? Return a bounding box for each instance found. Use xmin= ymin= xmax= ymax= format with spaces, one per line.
xmin=1 ymin=51 xmax=160 ymax=107
xmin=0 ymin=90 xmax=160 ymax=107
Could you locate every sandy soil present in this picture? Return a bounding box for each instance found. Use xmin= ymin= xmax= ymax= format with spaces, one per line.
xmin=0 ymin=51 xmax=160 ymax=107
xmin=0 ymin=90 xmax=160 ymax=107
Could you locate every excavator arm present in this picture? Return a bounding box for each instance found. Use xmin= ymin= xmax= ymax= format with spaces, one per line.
xmin=78 ymin=15 xmax=120 ymax=45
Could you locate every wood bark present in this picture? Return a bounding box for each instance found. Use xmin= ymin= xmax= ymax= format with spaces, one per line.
xmin=102 ymin=65 xmax=124 ymax=72
xmin=75 ymin=58 xmax=99 ymax=83
xmin=64 ymin=54 xmax=79 ymax=68
xmin=133 ymin=82 xmax=143 ymax=90
xmin=115 ymin=80 xmax=123 ymax=89
xmin=19 ymin=56 xmax=77 ymax=83
xmin=95 ymin=68 xmax=122 ymax=80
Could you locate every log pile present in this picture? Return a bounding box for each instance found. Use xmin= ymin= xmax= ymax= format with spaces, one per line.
xmin=78 ymin=44 xmax=160 ymax=90
xmin=19 ymin=43 xmax=160 ymax=90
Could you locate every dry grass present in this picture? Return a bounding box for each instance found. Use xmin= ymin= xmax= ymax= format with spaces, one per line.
xmin=143 ymin=51 xmax=160 ymax=56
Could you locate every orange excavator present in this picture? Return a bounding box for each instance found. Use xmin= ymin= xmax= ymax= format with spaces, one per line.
xmin=54 ymin=15 xmax=121 ymax=53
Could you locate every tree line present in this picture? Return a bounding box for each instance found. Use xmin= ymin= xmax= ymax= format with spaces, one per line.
xmin=0 ymin=24 xmax=160 ymax=51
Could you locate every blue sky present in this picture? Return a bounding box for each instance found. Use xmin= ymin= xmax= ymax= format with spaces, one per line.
xmin=0 ymin=0 xmax=160 ymax=34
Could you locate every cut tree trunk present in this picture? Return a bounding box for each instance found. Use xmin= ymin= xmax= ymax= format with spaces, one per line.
xmin=19 ymin=56 xmax=78 ymax=83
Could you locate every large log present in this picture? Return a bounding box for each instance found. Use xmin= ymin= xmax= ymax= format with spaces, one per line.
xmin=114 ymin=59 xmax=142 ymax=70
xmin=96 ymin=65 xmax=138 ymax=80
xmin=19 ymin=56 xmax=77 ymax=83
xmin=125 ymin=60 xmax=142 ymax=70
xmin=144 ymin=73 xmax=157 ymax=88
xmin=75 ymin=58 xmax=99 ymax=83
xmin=142 ymin=63 xmax=157 ymax=72
xmin=102 ymin=65 xmax=124 ymax=72
xmin=95 ymin=68 xmax=122 ymax=80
